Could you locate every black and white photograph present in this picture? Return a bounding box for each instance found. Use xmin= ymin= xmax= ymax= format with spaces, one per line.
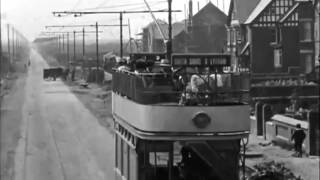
xmin=0 ymin=0 xmax=319 ymax=180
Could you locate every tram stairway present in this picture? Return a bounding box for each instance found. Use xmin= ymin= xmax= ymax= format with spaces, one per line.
xmin=186 ymin=141 xmax=240 ymax=180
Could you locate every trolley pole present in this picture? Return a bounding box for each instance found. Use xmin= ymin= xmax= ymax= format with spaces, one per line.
xmin=167 ymin=0 xmax=173 ymax=63
xmin=95 ymin=22 xmax=99 ymax=83
xmin=120 ymin=12 xmax=123 ymax=59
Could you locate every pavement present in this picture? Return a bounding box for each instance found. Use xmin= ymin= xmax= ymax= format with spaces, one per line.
xmin=246 ymin=134 xmax=320 ymax=180
xmin=1 ymin=49 xmax=115 ymax=180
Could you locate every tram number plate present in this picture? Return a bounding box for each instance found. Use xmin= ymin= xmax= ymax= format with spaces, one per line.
xmin=207 ymin=58 xmax=228 ymax=66
xmin=189 ymin=58 xmax=202 ymax=65
xmin=173 ymin=58 xmax=187 ymax=65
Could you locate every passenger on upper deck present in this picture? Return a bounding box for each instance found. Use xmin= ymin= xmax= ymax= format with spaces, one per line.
xmin=134 ymin=58 xmax=148 ymax=74
xmin=117 ymin=58 xmax=131 ymax=71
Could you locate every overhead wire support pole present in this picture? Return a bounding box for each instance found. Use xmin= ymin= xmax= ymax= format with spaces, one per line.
xmin=167 ymin=0 xmax=173 ymax=63
xmin=7 ymin=24 xmax=10 ymax=64
xmin=0 ymin=0 xmax=2 ymax=69
xmin=12 ymin=26 xmax=15 ymax=60
xmin=58 ymin=34 xmax=61 ymax=53
xmin=128 ymin=19 xmax=133 ymax=53
xmin=67 ymin=32 xmax=70 ymax=68
xmin=73 ymin=30 xmax=76 ymax=62
xmin=52 ymin=9 xmax=181 ymax=60
xmin=62 ymin=34 xmax=65 ymax=52
xmin=82 ymin=27 xmax=85 ymax=57
xmin=120 ymin=12 xmax=123 ymax=59
xmin=45 ymin=24 xmax=124 ymax=58
xmin=95 ymin=22 xmax=99 ymax=83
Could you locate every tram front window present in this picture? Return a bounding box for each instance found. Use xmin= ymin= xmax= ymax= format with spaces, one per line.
xmin=138 ymin=141 xmax=176 ymax=180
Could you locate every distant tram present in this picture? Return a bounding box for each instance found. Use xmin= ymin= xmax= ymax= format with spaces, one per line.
xmin=112 ymin=53 xmax=251 ymax=180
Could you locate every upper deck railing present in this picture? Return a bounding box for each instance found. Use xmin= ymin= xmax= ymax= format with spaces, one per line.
xmin=112 ymin=53 xmax=250 ymax=105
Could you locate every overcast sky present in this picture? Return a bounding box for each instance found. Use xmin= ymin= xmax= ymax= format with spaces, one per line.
xmin=2 ymin=0 xmax=230 ymax=41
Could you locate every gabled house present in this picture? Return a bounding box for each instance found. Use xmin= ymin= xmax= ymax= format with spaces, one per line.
xmin=142 ymin=20 xmax=185 ymax=53
xmin=192 ymin=2 xmax=228 ymax=53
xmin=181 ymin=1 xmax=228 ymax=53
xmin=228 ymin=0 xmax=316 ymax=74
xmin=226 ymin=0 xmax=261 ymax=71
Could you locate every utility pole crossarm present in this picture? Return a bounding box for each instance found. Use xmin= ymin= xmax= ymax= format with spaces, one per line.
xmin=52 ymin=9 xmax=181 ymax=15
xmin=41 ymin=31 xmax=103 ymax=33
xmin=45 ymin=24 xmax=128 ymax=28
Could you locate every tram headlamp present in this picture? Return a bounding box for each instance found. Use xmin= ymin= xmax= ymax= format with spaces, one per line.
xmin=192 ymin=112 xmax=211 ymax=129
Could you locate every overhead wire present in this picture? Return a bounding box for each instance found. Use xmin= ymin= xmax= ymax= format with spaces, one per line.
xmin=73 ymin=0 xmax=166 ymax=11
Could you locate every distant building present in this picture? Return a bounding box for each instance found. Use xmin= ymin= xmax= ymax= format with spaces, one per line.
xmin=174 ymin=2 xmax=228 ymax=53
xmin=141 ymin=20 xmax=185 ymax=53
xmin=141 ymin=1 xmax=228 ymax=54
xmin=228 ymin=0 xmax=316 ymax=74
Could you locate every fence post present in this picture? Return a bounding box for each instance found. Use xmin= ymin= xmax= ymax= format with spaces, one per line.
xmin=255 ymin=102 xmax=263 ymax=136
xmin=262 ymin=104 xmax=273 ymax=140
xmin=308 ymin=110 xmax=319 ymax=156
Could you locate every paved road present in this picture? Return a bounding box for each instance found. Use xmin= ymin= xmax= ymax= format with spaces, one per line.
xmin=6 ymin=49 xmax=114 ymax=180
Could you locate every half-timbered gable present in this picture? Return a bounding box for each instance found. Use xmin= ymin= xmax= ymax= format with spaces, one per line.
xmin=231 ymin=0 xmax=316 ymax=74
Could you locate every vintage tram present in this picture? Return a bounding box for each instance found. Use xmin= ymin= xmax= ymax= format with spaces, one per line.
xmin=112 ymin=53 xmax=251 ymax=180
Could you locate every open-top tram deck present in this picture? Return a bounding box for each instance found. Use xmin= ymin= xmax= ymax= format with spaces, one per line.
xmin=112 ymin=53 xmax=251 ymax=180
xmin=113 ymin=92 xmax=250 ymax=140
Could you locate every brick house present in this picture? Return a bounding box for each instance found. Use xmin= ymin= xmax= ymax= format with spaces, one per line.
xmin=228 ymin=0 xmax=316 ymax=74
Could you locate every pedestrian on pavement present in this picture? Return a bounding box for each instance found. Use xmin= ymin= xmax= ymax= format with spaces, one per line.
xmin=71 ymin=67 xmax=76 ymax=81
xmin=291 ymin=123 xmax=306 ymax=157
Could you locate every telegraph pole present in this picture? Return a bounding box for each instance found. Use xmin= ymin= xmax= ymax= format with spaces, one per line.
xmin=73 ymin=30 xmax=76 ymax=62
xmin=42 ymin=30 xmax=101 ymax=68
xmin=67 ymin=32 xmax=70 ymax=68
xmin=58 ymin=35 xmax=61 ymax=53
xmin=82 ymin=28 xmax=85 ymax=57
xmin=0 ymin=0 xmax=2 ymax=71
xmin=62 ymin=34 xmax=65 ymax=52
xmin=128 ymin=19 xmax=133 ymax=53
xmin=167 ymin=0 xmax=173 ymax=62
xmin=95 ymin=22 xmax=99 ymax=83
xmin=7 ymin=24 xmax=10 ymax=63
xmin=120 ymin=12 xmax=123 ymax=59
xmin=52 ymin=9 xmax=181 ymax=59
xmin=46 ymin=24 xmax=119 ymax=59
xmin=12 ymin=27 xmax=15 ymax=60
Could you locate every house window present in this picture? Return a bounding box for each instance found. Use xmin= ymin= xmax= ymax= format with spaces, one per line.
xmin=227 ymin=28 xmax=231 ymax=46
xmin=274 ymin=48 xmax=283 ymax=68
xmin=300 ymin=20 xmax=312 ymax=41
xmin=232 ymin=30 xmax=237 ymax=45
xmin=237 ymin=30 xmax=242 ymax=44
xmin=301 ymin=52 xmax=314 ymax=73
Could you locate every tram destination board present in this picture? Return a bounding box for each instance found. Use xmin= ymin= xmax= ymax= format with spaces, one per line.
xmin=171 ymin=53 xmax=231 ymax=67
